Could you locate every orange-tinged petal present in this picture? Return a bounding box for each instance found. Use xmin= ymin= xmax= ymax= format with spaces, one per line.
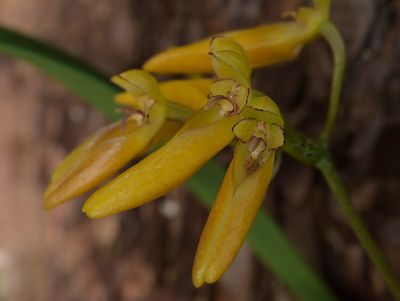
xmin=143 ymin=7 xmax=325 ymax=74
xmin=44 ymin=109 xmax=165 ymax=208
xmin=192 ymin=143 xmax=275 ymax=287
xmin=45 ymin=70 xmax=167 ymax=208
xmin=82 ymin=108 xmax=240 ymax=219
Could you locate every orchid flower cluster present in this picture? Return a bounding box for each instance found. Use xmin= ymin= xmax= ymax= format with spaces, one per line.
xmin=45 ymin=0 xmax=330 ymax=287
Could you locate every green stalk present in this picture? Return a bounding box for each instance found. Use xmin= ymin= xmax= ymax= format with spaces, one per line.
xmin=317 ymin=20 xmax=400 ymax=300
xmin=319 ymin=22 xmax=346 ymax=143
xmin=284 ymin=124 xmax=400 ymax=300
xmin=320 ymin=164 xmax=400 ymax=300
xmin=283 ymin=124 xmax=331 ymax=167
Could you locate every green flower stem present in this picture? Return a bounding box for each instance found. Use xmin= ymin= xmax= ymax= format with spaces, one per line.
xmin=284 ymin=126 xmax=400 ymax=300
xmin=319 ymin=21 xmax=346 ymax=143
xmin=320 ymin=163 xmax=400 ymax=301
xmin=283 ymin=123 xmax=331 ymax=167
xmin=315 ymin=21 xmax=400 ymax=299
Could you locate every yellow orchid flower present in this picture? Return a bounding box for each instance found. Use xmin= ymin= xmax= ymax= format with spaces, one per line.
xmin=80 ymin=37 xmax=284 ymax=286
xmin=45 ymin=36 xmax=247 ymax=210
xmin=44 ymin=74 xmax=211 ymax=208
xmin=193 ymin=147 xmax=275 ymax=286
xmin=82 ymin=36 xmax=251 ymax=218
xmin=143 ymin=1 xmax=330 ymax=74
xmin=114 ymin=78 xmax=212 ymax=150
xmin=114 ymin=78 xmax=212 ymax=151
xmin=193 ymin=95 xmax=284 ymax=287
xmin=44 ymin=70 xmax=166 ymax=208
xmin=45 ymin=35 xmax=285 ymax=288
xmin=82 ymin=107 xmax=241 ymax=217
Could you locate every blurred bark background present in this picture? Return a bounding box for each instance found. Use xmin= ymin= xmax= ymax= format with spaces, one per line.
xmin=0 ymin=0 xmax=399 ymax=300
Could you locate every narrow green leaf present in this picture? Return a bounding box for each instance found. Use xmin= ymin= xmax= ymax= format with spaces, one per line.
xmin=0 ymin=25 xmax=338 ymax=301
xmin=0 ymin=26 xmax=119 ymax=120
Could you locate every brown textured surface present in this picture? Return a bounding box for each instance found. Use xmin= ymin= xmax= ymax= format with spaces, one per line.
xmin=0 ymin=0 xmax=399 ymax=300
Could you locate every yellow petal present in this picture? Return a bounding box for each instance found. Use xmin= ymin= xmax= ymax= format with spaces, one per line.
xmin=111 ymin=70 xmax=163 ymax=100
xmin=142 ymin=120 xmax=182 ymax=153
xmin=115 ymin=79 xmax=212 ymax=110
xmin=82 ymin=108 xmax=240 ymax=219
xmin=186 ymin=78 xmax=214 ymax=95
xmin=192 ymin=144 xmax=275 ymax=287
xmin=232 ymin=118 xmax=258 ymax=142
xmin=114 ymin=92 xmax=137 ymax=107
xmin=267 ymin=123 xmax=285 ymax=150
xmin=209 ymin=36 xmax=251 ymax=87
xmin=312 ymin=0 xmax=330 ymax=18
xmin=45 ymin=71 xmax=168 ymax=208
xmin=239 ymin=106 xmax=284 ymax=128
xmin=44 ymin=108 xmax=165 ymax=208
xmin=247 ymin=94 xmax=281 ymax=116
xmin=143 ymin=7 xmax=324 ymax=74
xmin=207 ymin=79 xmax=249 ymax=115
xmin=159 ymin=79 xmax=211 ymax=109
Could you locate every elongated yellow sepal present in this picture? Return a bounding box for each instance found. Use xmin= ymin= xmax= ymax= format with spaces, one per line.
xmin=111 ymin=70 xmax=164 ymax=100
xmin=44 ymin=113 xmax=164 ymax=208
xmin=143 ymin=5 xmax=326 ymax=74
xmin=44 ymin=70 xmax=166 ymax=208
xmin=115 ymin=78 xmax=211 ymax=110
xmin=160 ymin=78 xmax=211 ymax=109
xmin=192 ymin=143 xmax=275 ymax=287
xmin=82 ymin=108 xmax=240 ymax=218
xmin=142 ymin=120 xmax=182 ymax=152
xmin=209 ymin=36 xmax=251 ymax=88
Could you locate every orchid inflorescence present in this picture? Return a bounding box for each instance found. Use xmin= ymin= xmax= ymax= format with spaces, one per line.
xmin=45 ymin=0 xmax=331 ymax=287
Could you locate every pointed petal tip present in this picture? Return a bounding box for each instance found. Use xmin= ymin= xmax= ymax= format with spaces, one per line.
xmin=192 ymin=270 xmax=205 ymax=288
xmin=142 ymin=60 xmax=154 ymax=72
xmin=43 ymin=190 xmax=68 ymax=209
xmin=81 ymin=205 xmax=99 ymax=219
xmin=192 ymin=268 xmax=220 ymax=288
xmin=81 ymin=198 xmax=112 ymax=219
xmin=204 ymin=266 xmax=220 ymax=285
xmin=192 ymin=278 xmax=204 ymax=288
xmin=81 ymin=200 xmax=93 ymax=216
xmin=43 ymin=198 xmax=58 ymax=210
xmin=192 ymin=262 xmax=222 ymax=287
xmin=143 ymin=56 xmax=166 ymax=73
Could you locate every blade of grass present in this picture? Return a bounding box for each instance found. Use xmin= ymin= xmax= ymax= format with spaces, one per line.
xmin=0 ymin=25 xmax=338 ymax=301
xmin=0 ymin=26 xmax=119 ymax=120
